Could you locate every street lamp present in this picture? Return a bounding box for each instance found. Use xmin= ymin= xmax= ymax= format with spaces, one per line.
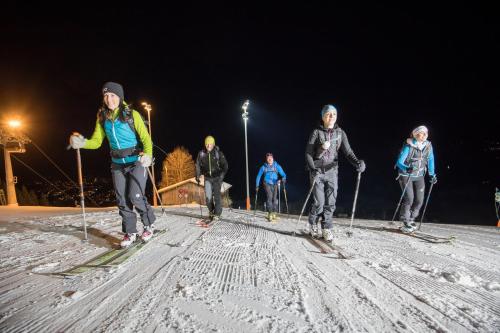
xmin=242 ymin=100 xmax=250 ymax=210
xmin=141 ymin=102 xmax=157 ymax=207
xmin=1 ymin=119 xmax=29 ymax=206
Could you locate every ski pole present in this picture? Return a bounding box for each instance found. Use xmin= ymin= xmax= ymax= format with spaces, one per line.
xmin=283 ymin=182 xmax=289 ymax=217
xmin=391 ymin=176 xmax=411 ymax=223
xmin=495 ymin=188 xmax=500 ymax=221
xmin=278 ymin=181 xmax=281 ymax=214
xmin=221 ymin=181 xmax=231 ymax=210
xmin=197 ymin=180 xmax=203 ymax=218
xmin=76 ymin=148 xmax=88 ymax=241
xmin=347 ymin=172 xmax=362 ymax=237
xmin=67 ymin=135 xmax=88 ymax=240
xmin=254 ymin=187 xmax=259 ymax=216
xmin=417 ymin=181 xmax=435 ymax=231
xmin=145 ymin=167 xmax=166 ymax=215
xmin=293 ymin=177 xmax=317 ymax=236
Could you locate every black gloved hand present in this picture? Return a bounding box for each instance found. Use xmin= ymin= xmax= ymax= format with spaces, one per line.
xmin=356 ymin=160 xmax=366 ymax=173
xmin=429 ymin=175 xmax=438 ymax=185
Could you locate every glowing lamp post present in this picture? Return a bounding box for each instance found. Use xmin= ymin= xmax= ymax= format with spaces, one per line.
xmin=1 ymin=119 xmax=28 ymax=206
xmin=242 ymin=100 xmax=250 ymax=210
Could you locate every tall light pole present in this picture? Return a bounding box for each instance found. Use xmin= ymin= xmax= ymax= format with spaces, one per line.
xmin=242 ymin=100 xmax=250 ymax=210
xmin=142 ymin=102 xmax=157 ymax=207
xmin=0 ymin=120 xmax=29 ymax=206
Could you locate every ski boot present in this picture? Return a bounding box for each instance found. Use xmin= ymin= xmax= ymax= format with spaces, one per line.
xmin=120 ymin=233 xmax=137 ymax=248
xmin=267 ymin=212 xmax=273 ymax=222
xmin=212 ymin=215 xmax=221 ymax=222
xmin=409 ymin=218 xmax=417 ymax=230
xmin=271 ymin=212 xmax=279 ymax=222
xmin=400 ymin=221 xmax=416 ymax=234
xmin=322 ymin=228 xmax=333 ymax=242
xmin=141 ymin=225 xmax=154 ymax=243
xmin=309 ymin=223 xmax=320 ymax=238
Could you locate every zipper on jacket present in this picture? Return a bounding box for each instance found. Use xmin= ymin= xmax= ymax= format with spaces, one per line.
xmin=209 ymin=152 xmax=212 ymax=176
xmin=111 ymin=121 xmax=125 ymax=164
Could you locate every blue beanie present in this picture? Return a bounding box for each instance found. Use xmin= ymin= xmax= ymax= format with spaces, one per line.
xmin=321 ymin=104 xmax=337 ymax=118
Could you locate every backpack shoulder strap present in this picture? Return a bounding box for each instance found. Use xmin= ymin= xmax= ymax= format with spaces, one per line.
xmin=335 ymin=128 xmax=342 ymax=150
xmin=123 ymin=107 xmax=136 ymax=134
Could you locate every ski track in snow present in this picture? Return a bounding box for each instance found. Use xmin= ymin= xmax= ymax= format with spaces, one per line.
xmin=0 ymin=206 xmax=499 ymax=332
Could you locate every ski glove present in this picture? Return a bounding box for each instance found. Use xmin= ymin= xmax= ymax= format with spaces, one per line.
xmin=140 ymin=154 xmax=152 ymax=168
xmin=196 ymin=177 xmax=201 ymax=185
xmin=322 ymin=141 xmax=331 ymax=150
xmin=356 ymin=160 xmax=366 ymax=173
xmin=69 ymin=134 xmax=86 ymax=149
xmin=429 ymin=175 xmax=438 ymax=184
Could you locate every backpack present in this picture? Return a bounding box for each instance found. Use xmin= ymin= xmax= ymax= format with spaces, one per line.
xmin=199 ymin=148 xmax=221 ymax=168
xmin=395 ymin=141 xmax=431 ymax=171
xmin=100 ymin=106 xmax=147 ymax=157
xmin=100 ymin=106 xmax=148 ymax=136
xmin=264 ymin=163 xmax=278 ymax=174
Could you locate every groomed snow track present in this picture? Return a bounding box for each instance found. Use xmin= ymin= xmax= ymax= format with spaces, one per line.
xmin=0 ymin=206 xmax=499 ymax=332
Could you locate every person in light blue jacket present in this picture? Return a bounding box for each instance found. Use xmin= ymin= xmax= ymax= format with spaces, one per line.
xmin=395 ymin=125 xmax=437 ymax=232
xmin=256 ymin=153 xmax=286 ymax=221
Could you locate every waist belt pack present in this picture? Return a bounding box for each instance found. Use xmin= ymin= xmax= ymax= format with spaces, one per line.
xmin=110 ymin=146 xmax=142 ymax=159
xmin=314 ymin=160 xmax=338 ymax=172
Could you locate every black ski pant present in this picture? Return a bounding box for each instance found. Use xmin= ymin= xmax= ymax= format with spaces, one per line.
xmin=111 ymin=161 xmax=156 ymax=234
xmin=308 ymin=168 xmax=338 ymax=229
xmin=204 ymin=176 xmax=222 ymax=216
xmin=398 ymin=175 xmax=425 ymax=222
xmin=263 ymin=183 xmax=278 ymax=213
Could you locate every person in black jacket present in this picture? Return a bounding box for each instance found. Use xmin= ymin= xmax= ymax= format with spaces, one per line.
xmin=195 ymin=135 xmax=229 ymax=221
xmin=305 ymin=105 xmax=366 ymax=241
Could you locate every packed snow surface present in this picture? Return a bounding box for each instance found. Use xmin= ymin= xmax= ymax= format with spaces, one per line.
xmin=0 ymin=206 xmax=499 ymax=332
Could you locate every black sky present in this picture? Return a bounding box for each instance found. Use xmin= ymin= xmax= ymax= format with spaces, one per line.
xmin=1 ymin=4 xmax=499 ymax=224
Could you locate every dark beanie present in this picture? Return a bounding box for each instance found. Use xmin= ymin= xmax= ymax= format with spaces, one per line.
xmin=102 ymin=82 xmax=124 ymax=101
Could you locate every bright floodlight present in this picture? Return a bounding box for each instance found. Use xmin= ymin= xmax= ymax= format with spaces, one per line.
xmin=142 ymin=102 xmax=152 ymax=112
xmin=242 ymin=100 xmax=250 ymax=112
xmin=8 ymin=120 xmax=21 ymax=128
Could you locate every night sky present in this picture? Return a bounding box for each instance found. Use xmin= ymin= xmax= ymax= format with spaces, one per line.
xmin=1 ymin=4 xmax=499 ymax=224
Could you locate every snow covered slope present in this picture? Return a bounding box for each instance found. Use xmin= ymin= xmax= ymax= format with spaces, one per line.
xmin=0 ymin=206 xmax=498 ymax=332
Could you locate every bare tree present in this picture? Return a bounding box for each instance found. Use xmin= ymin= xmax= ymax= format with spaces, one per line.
xmin=160 ymin=146 xmax=195 ymax=187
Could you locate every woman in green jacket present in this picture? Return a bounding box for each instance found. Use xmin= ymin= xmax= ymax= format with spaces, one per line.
xmin=69 ymin=82 xmax=155 ymax=248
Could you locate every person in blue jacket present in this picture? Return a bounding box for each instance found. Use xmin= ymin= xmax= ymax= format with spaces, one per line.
xmin=256 ymin=153 xmax=286 ymax=221
xmin=396 ymin=125 xmax=437 ymax=233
